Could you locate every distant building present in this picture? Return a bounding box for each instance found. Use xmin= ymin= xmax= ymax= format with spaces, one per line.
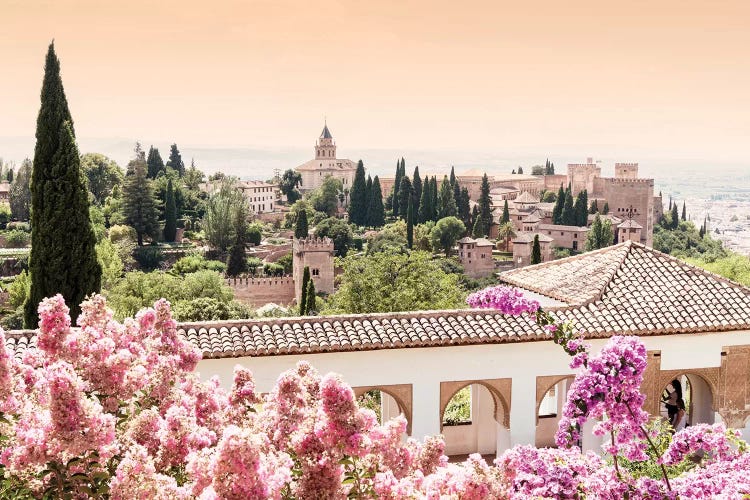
xmin=512 ymin=232 xmax=553 ymax=267
xmin=457 ymin=237 xmax=495 ymax=278
xmin=0 ymin=181 xmax=10 ymax=202
xmin=295 ymin=124 xmax=357 ymax=192
xmin=238 ymin=180 xmax=279 ymax=214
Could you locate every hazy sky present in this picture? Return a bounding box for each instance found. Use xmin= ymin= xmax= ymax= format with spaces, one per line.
xmin=2 ymin=0 xmax=749 ymax=163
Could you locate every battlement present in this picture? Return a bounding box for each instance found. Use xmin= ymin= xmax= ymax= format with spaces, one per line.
xmin=601 ymin=177 xmax=653 ymax=186
xmin=226 ymin=276 xmax=294 ymax=287
xmin=293 ymin=236 xmax=334 ymax=254
xmin=614 ymin=162 xmax=639 ymax=168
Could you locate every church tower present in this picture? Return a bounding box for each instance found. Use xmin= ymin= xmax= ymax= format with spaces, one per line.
xmin=315 ymin=123 xmax=336 ymax=160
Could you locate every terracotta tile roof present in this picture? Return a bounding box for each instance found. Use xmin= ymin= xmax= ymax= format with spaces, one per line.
xmin=538 ymin=224 xmax=589 ymax=232
xmin=6 ymin=242 xmax=750 ymax=360
xmin=512 ymin=191 xmax=538 ymax=204
xmin=618 ymin=219 xmax=643 ymax=229
xmin=513 ymin=233 xmax=555 ymax=244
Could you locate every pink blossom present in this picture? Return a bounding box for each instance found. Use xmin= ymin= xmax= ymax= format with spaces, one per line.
xmin=466 ymin=285 xmax=540 ymax=315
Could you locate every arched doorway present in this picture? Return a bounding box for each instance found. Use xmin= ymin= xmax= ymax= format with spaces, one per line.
xmin=440 ymin=380 xmax=510 ymax=460
xmin=535 ymin=376 xmax=573 ymax=448
xmin=353 ymin=384 xmax=412 ymax=435
xmin=660 ymin=374 xmax=715 ymax=427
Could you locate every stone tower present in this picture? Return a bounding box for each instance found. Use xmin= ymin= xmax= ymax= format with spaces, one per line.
xmin=315 ymin=123 xmax=336 ymax=160
xmin=615 ymin=162 xmax=639 ymax=179
xmin=617 ymin=219 xmax=643 ymax=243
xmin=293 ymin=236 xmax=335 ymax=302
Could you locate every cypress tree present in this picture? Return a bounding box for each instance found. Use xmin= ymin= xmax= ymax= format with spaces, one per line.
xmin=406 ymin=197 xmax=414 ymax=249
xmin=573 ymin=189 xmax=588 ymax=226
xmin=412 ymin=166 xmax=422 ymax=209
xmin=398 ymin=176 xmax=412 ymax=220
xmin=348 ymin=160 xmax=367 ymax=225
xmin=226 ymin=207 xmax=247 ymax=277
xmin=438 ymin=176 xmax=457 ymax=218
xmin=473 ymin=173 xmax=493 ymax=237
xmin=305 ymin=278 xmax=316 ymax=315
xmin=295 ymin=208 xmax=309 ymax=238
xmin=299 ymin=266 xmax=310 ymax=315
xmin=458 ymin=187 xmax=471 ymax=229
xmin=552 ymin=185 xmax=565 ymax=224
xmin=163 ymin=178 xmax=177 ymax=242
xmin=518 ymin=167 xmax=524 ymax=175
xmin=367 ymin=176 xmax=385 ymax=227
xmin=365 ymin=175 xmax=373 ymax=222
xmin=146 ymin=146 xmax=165 ymax=179
xmin=589 ymin=199 xmax=599 ymax=214
xmin=681 ymin=201 xmax=687 ymax=221
xmin=167 ymin=143 xmax=185 ymax=176
xmin=391 ymin=159 xmax=403 ymax=217
xmin=561 ymin=188 xmax=575 ymax=226
xmin=449 ymin=166 xmax=456 ymax=188
xmin=123 ymin=158 xmax=159 ymax=246
xmin=501 ymin=199 xmax=510 ymax=223
xmin=586 ymin=214 xmax=603 ymax=251
xmin=418 ymin=176 xmax=430 ymax=223
xmin=531 ymin=235 xmax=541 ymax=264
xmin=7 ymin=168 xmax=13 ymax=183
xmin=603 ymin=201 xmax=609 ymax=214
xmin=429 ymin=176 xmax=439 ymax=221
xmin=670 ymin=203 xmax=679 ymax=229
xmin=25 ymin=43 xmax=101 ymax=327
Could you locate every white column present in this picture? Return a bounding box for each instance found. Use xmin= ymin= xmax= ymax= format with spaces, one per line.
xmin=411 ymin=381 xmax=441 ymax=440
xmin=510 ymin=375 xmax=537 ymax=446
xmin=580 ymin=419 xmax=602 ymax=453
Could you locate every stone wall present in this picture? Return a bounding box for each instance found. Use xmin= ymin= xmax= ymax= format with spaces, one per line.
xmin=227 ymin=276 xmax=295 ymax=307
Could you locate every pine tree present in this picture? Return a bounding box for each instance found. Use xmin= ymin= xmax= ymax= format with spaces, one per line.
xmin=398 ymin=176 xmax=412 ymax=220
xmin=25 ymin=43 xmax=101 ymax=327
xmin=226 ymin=207 xmax=248 ymax=277
xmin=348 ymin=160 xmax=367 ymax=225
xmin=552 ymin=185 xmax=565 ymax=224
xmin=531 ymin=235 xmax=541 ymax=264
xmin=146 ymin=146 xmax=165 ymax=179
xmin=305 ymin=278 xmax=316 ymax=315
xmin=501 ymin=199 xmax=510 ymax=223
xmin=589 ymin=199 xmax=599 ymax=214
xmin=123 ymin=158 xmax=159 ymax=246
xmin=438 ymin=176 xmax=457 ymax=218
xmin=472 ymin=173 xmax=493 ymax=237
xmin=299 ymin=266 xmax=310 ymax=314
xmin=561 ymin=188 xmax=575 ymax=225
xmin=163 ymin=178 xmax=177 ymax=242
xmin=412 ymin=166 xmax=422 ymax=209
xmin=406 ymin=197 xmax=414 ymax=249
xmin=681 ymin=201 xmax=687 ymax=221
xmin=167 ymin=143 xmax=185 ymax=176
xmin=573 ymin=189 xmax=588 ymax=226
xmin=295 ymin=208 xmax=309 ymax=238
xmin=367 ymin=176 xmax=385 ymax=227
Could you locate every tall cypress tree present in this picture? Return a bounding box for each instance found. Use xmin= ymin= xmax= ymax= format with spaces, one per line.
xmin=531 ymin=235 xmax=541 ymax=264
xmin=295 ymin=208 xmax=309 ymax=238
xmin=305 ymin=278 xmax=316 ymax=315
xmin=163 ymin=178 xmax=177 ymax=242
xmin=438 ymin=176 xmax=457 ymax=218
xmin=552 ymin=185 xmax=565 ymax=224
xmin=458 ymin=187 xmax=471 ymax=229
xmin=146 ymin=146 xmax=165 ymax=179
xmin=167 ymin=143 xmax=185 ymax=176
xmin=391 ymin=159 xmax=403 ymax=217
xmin=472 ymin=173 xmax=493 ymax=237
xmin=449 ymin=166 xmax=457 ymax=188
xmin=367 ymin=176 xmax=385 ymax=227
xmin=429 ymin=176 xmax=439 ymax=221
xmin=406 ymin=197 xmax=414 ymax=249
xmin=561 ymin=187 xmax=576 ymax=226
xmin=25 ymin=43 xmax=101 ymax=327
xmin=365 ymin=175 xmax=373 ymax=221
xmin=398 ymin=176 xmax=412 ymax=220
xmin=412 ymin=166 xmax=422 ymax=209
xmin=501 ymin=199 xmax=510 ymax=223
xmin=681 ymin=201 xmax=687 ymax=221
xmin=348 ymin=160 xmax=367 ymax=225
xmin=589 ymin=199 xmax=599 ymax=214
xmin=418 ymin=176 xmax=430 ymax=223
xmin=299 ymin=266 xmax=310 ymax=315
xmin=603 ymin=201 xmax=609 ymax=215
xmin=573 ymin=189 xmax=588 ymax=226
xmin=670 ymin=203 xmax=680 ymax=229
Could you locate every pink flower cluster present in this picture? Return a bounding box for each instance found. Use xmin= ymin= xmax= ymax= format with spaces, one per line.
xmin=1 ymin=290 xmax=749 ymax=498
xmin=466 ymin=285 xmax=540 ymax=315
xmin=556 ymin=336 xmax=651 ymax=461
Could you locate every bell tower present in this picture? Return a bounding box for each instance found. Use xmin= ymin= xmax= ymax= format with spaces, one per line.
xmin=315 ymin=122 xmax=336 ymax=160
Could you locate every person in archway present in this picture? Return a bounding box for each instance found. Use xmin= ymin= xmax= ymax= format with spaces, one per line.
xmin=663 ymin=379 xmax=682 ymax=423
xmin=672 ymin=398 xmax=688 ymax=431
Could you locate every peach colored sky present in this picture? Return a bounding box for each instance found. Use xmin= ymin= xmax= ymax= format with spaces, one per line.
xmin=1 ymin=0 xmax=749 ymax=160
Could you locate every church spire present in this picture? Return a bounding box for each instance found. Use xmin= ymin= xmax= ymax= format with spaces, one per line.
xmin=316 ymin=121 xmax=336 ymax=159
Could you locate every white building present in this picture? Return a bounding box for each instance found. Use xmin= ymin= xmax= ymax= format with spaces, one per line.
xmin=295 ymin=124 xmax=357 ymax=192
xmin=237 ymin=180 xmax=278 ymax=214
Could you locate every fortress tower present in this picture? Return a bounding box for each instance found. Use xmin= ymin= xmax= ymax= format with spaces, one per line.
xmin=615 ymin=162 xmax=639 ymax=179
xmin=292 ymin=237 xmax=335 ymax=302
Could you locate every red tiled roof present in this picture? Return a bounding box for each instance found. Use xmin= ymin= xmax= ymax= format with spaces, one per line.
xmin=6 ymin=242 xmax=750 ymax=360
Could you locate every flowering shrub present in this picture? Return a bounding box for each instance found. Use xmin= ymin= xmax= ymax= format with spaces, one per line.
xmin=0 ymin=289 xmax=746 ymax=498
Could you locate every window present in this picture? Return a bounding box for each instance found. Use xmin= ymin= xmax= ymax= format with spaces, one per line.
xmin=573 ymin=233 xmax=577 ymax=239
xmin=468 ymin=252 xmax=472 ymax=258
xmin=573 ymin=241 xmax=578 ymax=251
xmin=312 ymin=268 xmax=320 ymax=276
